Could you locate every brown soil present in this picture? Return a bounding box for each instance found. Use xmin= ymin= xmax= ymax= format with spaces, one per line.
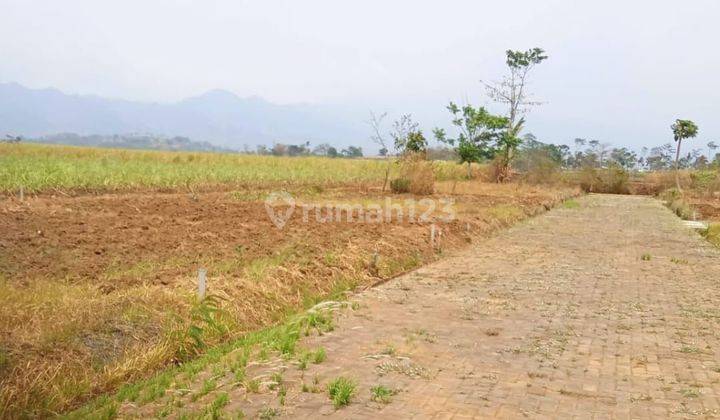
xmin=0 ymin=183 xmax=576 ymax=417
xmin=685 ymin=195 xmax=720 ymax=221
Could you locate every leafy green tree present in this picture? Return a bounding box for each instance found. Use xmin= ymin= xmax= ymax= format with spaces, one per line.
xmin=483 ymin=48 xmax=548 ymax=181
xmin=404 ymin=131 xmax=427 ymax=154
xmin=609 ymin=147 xmax=638 ymax=170
xmin=671 ymin=119 xmax=699 ymax=190
xmin=433 ymin=102 xmax=507 ymax=178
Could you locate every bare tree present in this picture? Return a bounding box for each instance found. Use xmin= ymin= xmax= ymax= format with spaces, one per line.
xmin=368 ymin=111 xmax=393 ymax=192
xmin=482 ymin=48 xmax=548 ymax=181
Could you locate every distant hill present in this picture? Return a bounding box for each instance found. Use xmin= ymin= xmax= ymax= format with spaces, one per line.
xmin=35 ymin=133 xmax=237 ymax=153
xmin=0 ymin=83 xmax=367 ymax=149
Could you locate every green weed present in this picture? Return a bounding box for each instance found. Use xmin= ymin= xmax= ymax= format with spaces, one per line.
xmin=327 ymin=377 xmax=356 ymax=409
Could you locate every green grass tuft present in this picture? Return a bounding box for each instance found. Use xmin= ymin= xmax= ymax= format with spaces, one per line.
xmin=327 ymin=376 xmax=356 ymax=409
xmin=370 ymin=385 xmax=396 ymax=403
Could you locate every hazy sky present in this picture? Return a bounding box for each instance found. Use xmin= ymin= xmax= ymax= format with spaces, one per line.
xmin=1 ymin=0 xmax=719 ymax=150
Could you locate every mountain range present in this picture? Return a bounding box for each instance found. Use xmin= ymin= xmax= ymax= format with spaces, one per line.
xmin=0 ymin=83 xmax=368 ymax=149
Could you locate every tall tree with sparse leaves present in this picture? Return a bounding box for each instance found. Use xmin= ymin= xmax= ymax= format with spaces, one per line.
xmin=483 ymin=48 xmax=548 ymax=182
xmin=671 ymin=119 xmax=699 ymax=191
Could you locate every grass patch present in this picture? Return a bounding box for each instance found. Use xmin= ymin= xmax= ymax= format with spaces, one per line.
xmin=370 ymin=385 xmax=396 ymax=404
xmin=0 ymin=143 xmax=475 ymax=193
xmin=640 ymin=253 xmax=651 ymax=261
xmin=562 ymin=199 xmax=580 ymax=209
xmin=327 ymin=377 xmax=356 ymax=409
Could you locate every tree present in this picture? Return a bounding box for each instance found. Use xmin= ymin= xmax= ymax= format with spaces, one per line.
xmin=312 ymin=143 xmax=332 ymax=156
xmin=389 ymin=114 xmax=428 ymax=156
xmin=368 ymin=111 xmax=394 ymax=191
xmin=271 ymin=143 xmax=287 ymax=156
xmin=671 ymin=119 xmax=699 ymax=190
xmin=404 ymin=131 xmax=427 ymax=154
xmin=433 ymin=102 xmax=507 ymax=178
xmin=483 ymin=48 xmax=548 ymax=181
xmin=609 ymin=147 xmax=638 ymax=170
xmin=4 ymin=135 xmax=22 ymax=143
xmin=708 ymin=141 xmax=718 ymax=159
xmin=646 ymin=143 xmax=675 ymax=171
xmin=341 ymin=146 xmax=363 ymax=158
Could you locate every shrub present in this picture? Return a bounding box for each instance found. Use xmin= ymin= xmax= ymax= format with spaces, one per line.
xmin=370 ymin=385 xmax=395 ymax=403
xmin=638 ymin=170 xmax=691 ymax=195
xmin=389 ymin=178 xmax=411 ymax=193
xmin=662 ymin=189 xmax=694 ymax=220
xmin=690 ymin=170 xmax=717 ymax=189
xmin=578 ymin=164 xmax=629 ymax=194
xmin=392 ymin=154 xmax=435 ymax=195
xmin=514 ymin=149 xmax=561 ymax=185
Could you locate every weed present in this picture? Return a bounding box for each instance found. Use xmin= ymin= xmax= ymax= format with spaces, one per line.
xmin=381 ymin=345 xmax=397 ymax=356
xmin=640 ymin=254 xmax=651 ymax=261
xmin=269 ymin=371 xmax=283 ymax=391
xmin=244 ymin=379 xmax=261 ymax=393
xmin=297 ymin=352 xmax=309 ymax=370
xmin=301 ymin=376 xmax=322 ymax=394
xmin=258 ymin=407 xmax=280 ymax=419
xmin=233 ymin=367 xmax=246 ymax=383
xmin=204 ymin=393 xmax=229 ymax=419
xmin=313 ymin=348 xmax=327 ymax=364
xmin=192 ymin=378 xmax=216 ymax=401
xmin=681 ymin=388 xmax=700 ymax=398
xmin=670 ymin=257 xmax=688 ymax=264
xmin=370 ymin=385 xmax=396 ymax=404
xmin=278 ymin=386 xmax=287 ymax=405
xmin=327 ymin=377 xmax=357 ymax=409
xmin=562 ymin=199 xmax=580 ymax=209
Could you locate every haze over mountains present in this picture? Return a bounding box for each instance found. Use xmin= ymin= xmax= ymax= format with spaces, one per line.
xmin=0 ymin=83 xmax=368 ymax=150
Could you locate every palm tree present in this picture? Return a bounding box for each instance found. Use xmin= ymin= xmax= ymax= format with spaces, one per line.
xmin=671 ymin=119 xmax=699 ymax=191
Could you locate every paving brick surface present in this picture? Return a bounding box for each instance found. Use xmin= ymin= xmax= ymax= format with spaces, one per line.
xmin=130 ymin=194 xmax=720 ymax=418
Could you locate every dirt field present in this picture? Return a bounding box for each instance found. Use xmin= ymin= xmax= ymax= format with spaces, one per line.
xmin=0 ymin=182 xmax=575 ymax=417
xmin=686 ymin=195 xmax=720 ymax=222
xmin=105 ymin=194 xmax=720 ymax=418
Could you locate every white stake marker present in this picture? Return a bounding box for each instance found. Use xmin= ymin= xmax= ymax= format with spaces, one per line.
xmin=198 ymin=268 xmax=207 ymax=300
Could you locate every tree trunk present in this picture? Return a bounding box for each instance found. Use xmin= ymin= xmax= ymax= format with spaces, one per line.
xmin=674 ymin=139 xmax=682 ymax=192
xmin=466 ymin=162 xmax=472 ymax=179
xmin=382 ymin=160 xmax=391 ymax=192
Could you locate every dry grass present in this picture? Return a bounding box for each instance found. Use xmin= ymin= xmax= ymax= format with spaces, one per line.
xmin=390 ymin=155 xmax=436 ymax=195
xmin=704 ymin=224 xmax=720 ymax=248
xmin=0 ymin=143 xmax=475 ymax=194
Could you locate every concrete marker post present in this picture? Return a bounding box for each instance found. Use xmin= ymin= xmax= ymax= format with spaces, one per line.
xmin=198 ymin=268 xmax=207 ymax=300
